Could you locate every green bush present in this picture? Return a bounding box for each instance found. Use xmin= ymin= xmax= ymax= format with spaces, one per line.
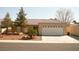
xmin=28 ymin=27 xmax=38 ymax=39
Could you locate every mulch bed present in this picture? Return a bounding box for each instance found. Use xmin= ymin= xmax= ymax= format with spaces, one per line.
xmin=0 ymin=35 xmax=41 ymax=40
xmin=0 ymin=35 xmax=24 ymax=40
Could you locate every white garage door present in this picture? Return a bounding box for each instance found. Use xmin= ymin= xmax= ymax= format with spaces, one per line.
xmin=42 ymin=27 xmax=64 ymax=36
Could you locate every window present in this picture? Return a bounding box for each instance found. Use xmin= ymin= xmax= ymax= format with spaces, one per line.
xmin=53 ymin=26 xmax=55 ymax=28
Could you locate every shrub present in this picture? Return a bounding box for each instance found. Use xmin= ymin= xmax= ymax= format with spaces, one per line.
xmin=28 ymin=27 xmax=38 ymax=39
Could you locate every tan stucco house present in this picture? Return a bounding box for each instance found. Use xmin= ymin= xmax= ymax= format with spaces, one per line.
xmin=20 ymin=19 xmax=68 ymax=36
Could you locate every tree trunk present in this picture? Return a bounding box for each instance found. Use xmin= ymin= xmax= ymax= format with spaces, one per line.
xmin=21 ymin=26 xmax=23 ymax=32
xmin=6 ymin=27 xmax=8 ymax=34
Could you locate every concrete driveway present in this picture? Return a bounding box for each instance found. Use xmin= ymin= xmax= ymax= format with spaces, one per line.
xmin=42 ymin=35 xmax=79 ymax=43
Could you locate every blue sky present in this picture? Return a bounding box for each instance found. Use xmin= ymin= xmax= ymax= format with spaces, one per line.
xmin=0 ymin=7 xmax=79 ymax=22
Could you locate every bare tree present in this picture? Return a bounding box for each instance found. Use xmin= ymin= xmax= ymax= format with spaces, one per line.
xmin=55 ymin=8 xmax=74 ymax=23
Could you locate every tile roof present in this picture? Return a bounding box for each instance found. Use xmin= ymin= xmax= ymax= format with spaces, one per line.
xmin=27 ymin=19 xmax=60 ymax=25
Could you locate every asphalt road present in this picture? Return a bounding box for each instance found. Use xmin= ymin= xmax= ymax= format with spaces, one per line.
xmin=0 ymin=42 xmax=79 ymax=51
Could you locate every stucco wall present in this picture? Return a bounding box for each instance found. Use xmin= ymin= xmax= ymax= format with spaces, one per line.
xmin=66 ymin=24 xmax=79 ymax=36
xmin=71 ymin=24 xmax=79 ymax=36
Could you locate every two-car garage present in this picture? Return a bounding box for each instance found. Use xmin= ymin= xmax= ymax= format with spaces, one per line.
xmin=42 ymin=27 xmax=64 ymax=36
xmin=39 ymin=23 xmax=65 ymax=36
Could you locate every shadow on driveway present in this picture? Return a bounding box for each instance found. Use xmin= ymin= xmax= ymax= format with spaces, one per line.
xmin=69 ymin=35 xmax=79 ymax=41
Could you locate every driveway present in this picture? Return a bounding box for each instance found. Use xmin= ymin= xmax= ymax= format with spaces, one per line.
xmin=42 ymin=35 xmax=79 ymax=43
